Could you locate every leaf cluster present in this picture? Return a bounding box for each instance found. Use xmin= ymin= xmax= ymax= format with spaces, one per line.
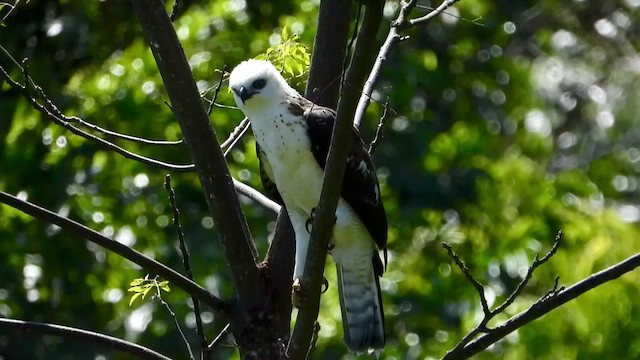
xmin=255 ymin=25 xmax=310 ymax=85
xmin=128 ymin=276 xmax=171 ymax=306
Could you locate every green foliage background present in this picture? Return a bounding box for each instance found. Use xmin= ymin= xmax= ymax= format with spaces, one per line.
xmin=1 ymin=0 xmax=640 ymax=359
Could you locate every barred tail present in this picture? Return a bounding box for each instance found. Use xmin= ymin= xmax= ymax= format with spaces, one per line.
xmin=336 ymin=254 xmax=385 ymax=353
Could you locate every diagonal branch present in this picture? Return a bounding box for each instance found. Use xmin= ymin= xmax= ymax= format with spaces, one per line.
xmin=445 ymin=251 xmax=640 ymax=359
xmin=353 ymin=0 xmax=461 ymax=127
xmin=0 ymin=65 xmax=195 ymax=172
xmin=0 ymin=191 xmax=232 ymax=315
xmin=0 ymin=48 xmax=279 ymax=215
xmin=342 ymin=0 xmax=384 ymax=129
xmin=0 ymin=318 xmax=171 ymax=360
xmin=164 ymin=174 xmax=207 ymax=357
xmin=130 ymin=0 xmax=269 ymax=343
xmin=443 ymin=232 xmax=562 ymax=354
xmin=288 ymin=1 xmax=360 ymax=357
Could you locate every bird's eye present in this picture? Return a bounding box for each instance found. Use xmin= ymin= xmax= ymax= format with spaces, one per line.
xmin=252 ymin=79 xmax=266 ymax=89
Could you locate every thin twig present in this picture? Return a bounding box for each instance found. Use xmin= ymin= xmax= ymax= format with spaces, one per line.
xmin=442 ymin=231 xmax=563 ymax=358
xmin=409 ymin=0 xmax=461 ymax=27
xmin=0 ymin=59 xmax=279 ymax=213
xmin=1 ymin=0 xmax=21 ymax=23
xmin=207 ymin=66 xmax=227 ymax=116
xmin=442 ymin=243 xmax=490 ymax=315
xmin=207 ymin=323 xmax=232 ymax=350
xmin=221 ymin=118 xmax=250 ymax=155
xmin=233 ymin=179 xmax=281 ymax=213
xmin=0 ymin=318 xmax=171 ymax=360
xmin=446 ymin=251 xmax=640 ymax=359
xmin=0 ymin=191 xmax=232 ymax=315
xmin=414 ymin=4 xmax=485 ymax=26
xmin=368 ymin=99 xmax=389 ymax=154
xmin=0 ymin=66 xmax=196 ymax=171
xmin=157 ymin=289 xmax=195 ymax=360
xmin=353 ymin=0 xmax=461 ymax=127
xmin=164 ymin=174 xmax=207 ymax=357
xmin=492 ymin=232 xmax=562 ymax=315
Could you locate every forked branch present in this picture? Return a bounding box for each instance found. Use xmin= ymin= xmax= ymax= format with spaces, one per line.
xmin=442 ymin=232 xmax=640 ymax=359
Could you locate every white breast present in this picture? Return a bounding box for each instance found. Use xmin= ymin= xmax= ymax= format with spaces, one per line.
xmin=250 ymin=109 xmax=324 ymax=215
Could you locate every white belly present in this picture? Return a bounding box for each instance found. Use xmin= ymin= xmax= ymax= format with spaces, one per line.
xmin=253 ymin=118 xmax=323 ymax=215
xmin=251 ymin=114 xmax=373 ymax=250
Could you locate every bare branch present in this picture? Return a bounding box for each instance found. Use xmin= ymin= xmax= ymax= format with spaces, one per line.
xmin=288 ymin=0 xmax=360 ymax=356
xmin=207 ymin=323 xmax=232 ymax=351
xmin=353 ymin=0 xmax=461 ymax=127
xmin=304 ymin=0 xmax=352 ymax=108
xmin=233 ymin=179 xmax=281 ymax=214
xmin=409 ymin=0 xmax=460 ymax=27
xmin=0 ymin=191 xmax=232 ymax=315
xmin=264 ymin=211 xmax=295 ymax=344
xmin=0 ymin=318 xmax=171 ymax=360
xmin=0 ymin=66 xmax=196 ymax=171
xmin=222 ymin=118 xmax=250 ymax=155
xmin=446 ymin=251 xmax=640 ymax=359
xmin=442 ymin=243 xmax=490 ymax=315
xmin=156 ymin=289 xmax=195 ymax=360
xmin=368 ymin=99 xmax=389 ymax=154
xmin=132 ymin=0 xmax=265 ymax=315
xmin=4 ymin=61 xmax=278 ymax=218
xmin=443 ymin=232 xmax=562 ymax=356
xmin=343 ymin=0 xmax=384 ymax=129
xmin=492 ymin=232 xmax=561 ymax=315
xmin=164 ymin=174 xmax=207 ymax=356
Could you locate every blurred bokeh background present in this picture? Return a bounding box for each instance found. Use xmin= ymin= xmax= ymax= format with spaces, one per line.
xmin=1 ymin=0 xmax=640 ymax=359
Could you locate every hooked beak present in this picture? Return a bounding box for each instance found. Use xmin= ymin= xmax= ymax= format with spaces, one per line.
xmin=234 ymin=86 xmax=253 ymax=104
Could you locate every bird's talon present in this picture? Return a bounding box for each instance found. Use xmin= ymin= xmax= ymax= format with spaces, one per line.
xmin=305 ymin=207 xmax=318 ymax=234
xmin=305 ymin=218 xmax=312 ymax=234
xmin=321 ymin=277 xmax=329 ymax=293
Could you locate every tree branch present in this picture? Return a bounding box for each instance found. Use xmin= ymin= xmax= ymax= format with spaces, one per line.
xmin=342 ymin=0 xmax=384 ymax=129
xmin=0 ymin=318 xmax=171 ymax=360
xmin=304 ymin=0 xmax=352 ymax=108
xmin=0 ymin=65 xmax=196 ymax=172
xmin=353 ymin=0 xmax=460 ymax=127
xmin=443 ymin=232 xmax=561 ymax=355
xmin=288 ymin=1 xmax=360 ymax=357
xmin=368 ymin=99 xmax=389 ymax=154
xmin=0 ymin=191 xmax=232 ymax=315
xmin=0 ymin=49 xmax=280 ymax=216
xmin=164 ymin=174 xmax=207 ymax=357
xmin=442 ymin=230 xmax=640 ymax=359
xmin=264 ymin=210 xmax=296 ymax=344
xmin=445 ymin=252 xmax=640 ymax=359
xmin=131 ymin=0 xmax=265 ymax=311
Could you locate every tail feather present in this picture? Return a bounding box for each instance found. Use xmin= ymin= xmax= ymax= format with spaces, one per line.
xmin=336 ymin=254 xmax=385 ymax=353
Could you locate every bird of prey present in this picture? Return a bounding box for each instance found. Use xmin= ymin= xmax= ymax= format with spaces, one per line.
xmin=229 ymin=59 xmax=387 ymax=352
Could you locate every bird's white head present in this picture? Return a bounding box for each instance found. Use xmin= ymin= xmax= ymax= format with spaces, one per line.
xmin=228 ymin=59 xmax=297 ymax=114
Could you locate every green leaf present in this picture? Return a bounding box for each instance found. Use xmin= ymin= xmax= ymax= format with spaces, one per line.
xmin=129 ymin=292 xmax=142 ymax=306
xmin=281 ymin=25 xmax=291 ymax=41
